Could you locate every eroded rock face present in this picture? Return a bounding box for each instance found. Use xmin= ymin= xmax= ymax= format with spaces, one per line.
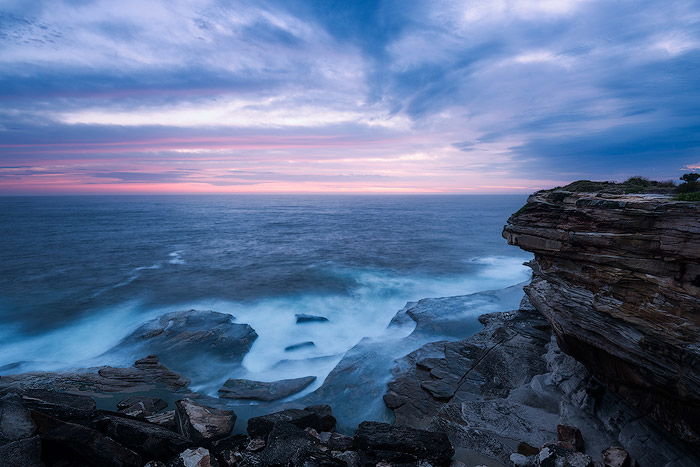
xmin=503 ymin=191 xmax=700 ymax=443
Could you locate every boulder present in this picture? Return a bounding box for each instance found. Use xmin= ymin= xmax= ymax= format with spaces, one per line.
xmin=218 ymin=376 xmax=316 ymax=402
xmin=117 ymin=395 xmax=168 ymax=418
xmin=94 ymin=413 xmax=190 ymax=460
xmin=32 ymin=410 xmax=142 ymax=467
xmin=106 ymin=310 xmax=257 ymax=375
xmin=175 ymin=398 xmax=235 ymax=443
xmin=247 ymin=406 xmax=334 ymax=439
xmin=295 ymin=314 xmax=329 ymax=324
xmin=353 ymin=421 xmax=454 ymax=465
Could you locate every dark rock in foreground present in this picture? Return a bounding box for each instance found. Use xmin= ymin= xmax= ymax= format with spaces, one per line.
xmin=33 ymin=410 xmax=143 ymax=467
xmin=175 ymin=398 xmax=236 ymax=443
xmin=95 ymin=412 xmax=190 ymax=460
xmin=353 ymin=421 xmax=454 ymax=466
xmin=219 ymin=376 xmax=316 ymax=401
xmin=247 ymin=405 xmax=336 ymax=439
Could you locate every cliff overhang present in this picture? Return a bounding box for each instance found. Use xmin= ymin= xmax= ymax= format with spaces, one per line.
xmin=503 ymin=189 xmax=700 ymax=444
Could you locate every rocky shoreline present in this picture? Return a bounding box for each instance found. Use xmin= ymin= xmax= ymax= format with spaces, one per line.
xmin=2 ymin=187 xmax=699 ymax=466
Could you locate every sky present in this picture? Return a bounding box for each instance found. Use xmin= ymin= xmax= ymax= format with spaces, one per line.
xmin=0 ymin=0 xmax=699 ymax=194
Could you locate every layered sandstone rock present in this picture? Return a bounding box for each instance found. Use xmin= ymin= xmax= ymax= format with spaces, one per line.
xmin=503 ymin=190 xmax=700 ymax=444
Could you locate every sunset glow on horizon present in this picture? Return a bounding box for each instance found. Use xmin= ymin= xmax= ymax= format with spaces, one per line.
xmin=1 ymin=0 xmax=699 ymax=194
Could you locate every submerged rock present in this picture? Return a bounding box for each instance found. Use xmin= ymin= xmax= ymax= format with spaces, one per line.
xmin=218 ymin=376 xmax=316 ymax=401
xmin=175 ymin=398 xmax=236 ymax=443
xmin=284 ymin=341 xmax=316 ymax=352
xmin=295 ymin=314 xmax=329 ymax=323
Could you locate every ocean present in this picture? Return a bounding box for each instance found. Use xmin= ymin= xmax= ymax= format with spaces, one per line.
xmin=0 ymin=195 xmax=531 ymax=399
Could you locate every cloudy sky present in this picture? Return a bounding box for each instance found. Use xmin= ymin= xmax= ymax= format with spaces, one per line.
xmin=0 ymin=0 xmax=698 ymax=194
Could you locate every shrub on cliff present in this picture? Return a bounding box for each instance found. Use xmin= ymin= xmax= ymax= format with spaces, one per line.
xmin=676 ymin=173 xmax=700 ymax=194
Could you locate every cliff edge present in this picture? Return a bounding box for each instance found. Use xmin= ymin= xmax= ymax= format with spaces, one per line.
xmin=503 ymin=189 xmax=700 ymax=444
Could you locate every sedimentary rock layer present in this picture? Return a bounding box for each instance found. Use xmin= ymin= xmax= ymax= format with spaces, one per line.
xmin=503 ymin=191 xmax=700 ymax=443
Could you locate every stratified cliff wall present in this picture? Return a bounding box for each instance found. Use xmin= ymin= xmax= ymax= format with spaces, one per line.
xmin=503 ymin=190 xmax=700 ymax=444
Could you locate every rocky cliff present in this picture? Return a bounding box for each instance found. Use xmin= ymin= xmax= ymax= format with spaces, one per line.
xmin=502 ymin=189 xmax=700 ymax=445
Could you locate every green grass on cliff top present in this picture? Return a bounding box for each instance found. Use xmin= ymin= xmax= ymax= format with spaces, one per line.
xmin=545 ymin=177 xmax=677 ymax=195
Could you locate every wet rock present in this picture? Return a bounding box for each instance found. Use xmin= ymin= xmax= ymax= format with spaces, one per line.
xmin=175 ymin=398 xmax=235 ymax=443
xmin=284 ymin=341 xmax=316 ymax=352
xmin=0 ymin=355 xmax=190 ymax=399
xmin=172 ymin=447 xmax=214 ymax=467
xmin=602 ymin=446 xmax=631 ymax=467
xmin=108 ymin=310 xmax=257 ymax=375
xmin=117 ymin=395 xmax=168 ymax=418
xmin=32 ymin=410 xmax=142 ymax=467
xmin=94 ymin=412 xmax=190 ymax=460
xmin=295 ymin=314 xmax=329 ymax=324
xmin=0 ymin=436 xmax=42 ymax=467
xmin=557 ymin=424 xmax=584 ymax=451
xmin=304 ymin=405 xmax=336 ymax=432
xmin=247 ymin=407 xmax=327 ymax=439
xmin=146 ymin=410 xmax=177 ymax=429
xmin=353 ymin=421 xmax=454 ymax=466
xmin=0 ymin=392 xmax=36 ymax=443
xmin=385 ymin=308 xmax=557 ymax=463
xmin=218 ymin=376 xmax=316 ymax=402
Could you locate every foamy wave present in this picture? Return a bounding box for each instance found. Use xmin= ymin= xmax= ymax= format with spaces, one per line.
xmin=0 ymin=255 xmax=531 ymax=399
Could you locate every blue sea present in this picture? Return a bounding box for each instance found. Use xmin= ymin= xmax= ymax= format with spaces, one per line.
xmin=0 ymin=195 xmax=531 ymax=397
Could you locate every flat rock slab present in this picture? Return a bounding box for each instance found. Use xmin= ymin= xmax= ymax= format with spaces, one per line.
xmin=295 ymin=314 xmax=329 ymax=323
xmin=219 ymin=376 xmax=316 ymax=401
xmin=284 ymin=341 xmax=316 ymax=352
